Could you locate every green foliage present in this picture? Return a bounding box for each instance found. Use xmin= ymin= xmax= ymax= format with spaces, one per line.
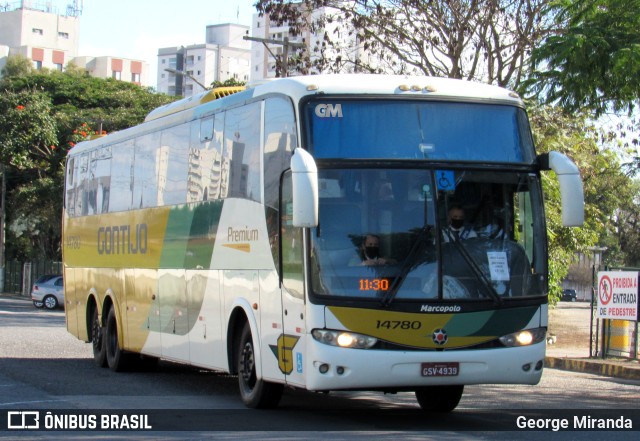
xmin=6 ymin=173 xmax=64 ymax=260
xmin=527 ymin=0 xmax=640 ymax=117
xmin=0 ymin=54 xmax=34 ymax=77
xmin=212 ymin=78 xmax=246 ymax=88
xmin=528 ymin=103 xmax=636 ymax=300
xmin=0 ymin=62 xmax=176 ymax=260
xmin=0 ymin=90 xmax=58 ymax=170
xmin=1 ymin=68 xmax=173 ymax=136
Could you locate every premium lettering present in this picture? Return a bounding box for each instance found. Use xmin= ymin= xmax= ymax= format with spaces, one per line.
xmin=228 ymin=226 xmax=258 ymax=242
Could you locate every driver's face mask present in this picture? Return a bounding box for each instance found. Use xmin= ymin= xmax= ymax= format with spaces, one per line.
xmin=450 ymin=218 xmax=464 ymax=230
xmin=365 ymin=246 xmax=380 ymax=258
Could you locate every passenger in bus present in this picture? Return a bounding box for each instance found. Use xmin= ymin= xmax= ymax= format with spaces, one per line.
xmin=351 ymin=234 xmax=395 ymax=266
xmin=480 ymin=208 xmax=507 ymax=239
xmin=442 ymin=205 xmax=477 ymax=242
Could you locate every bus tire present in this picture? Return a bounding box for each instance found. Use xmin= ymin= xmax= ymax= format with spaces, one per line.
xmin=91 ymin=304 xmax=107 ymax=368
xmin=415 ymin=385 xmax=464 ymax=413
xmin=105 ymin=306 xmax=130 ymax=372
xmin=237 ymin=322 xmax=283 ymax=409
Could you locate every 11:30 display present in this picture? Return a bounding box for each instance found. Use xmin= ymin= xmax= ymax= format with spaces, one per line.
xmin=359 ymin=278 xmax=390 ymax=291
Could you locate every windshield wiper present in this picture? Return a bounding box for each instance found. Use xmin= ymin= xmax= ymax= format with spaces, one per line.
xmin=443 ymin=229 xmax=503 ymax=306
xmin=381 ymin=226 xmax=431 ymax=307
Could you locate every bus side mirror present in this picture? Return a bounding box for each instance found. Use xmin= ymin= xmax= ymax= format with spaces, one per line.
xmin=539 ymin=151 xmax=584 ymax=227
xmin=290 ymin=148 xmax=318 ymax=227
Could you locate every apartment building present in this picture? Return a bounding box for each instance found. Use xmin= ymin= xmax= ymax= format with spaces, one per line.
xmin=72 ymin=55 xmax=147 ymax=85
xmin=157 ymin=23 xmax=250 ymax=97
xmin=0 ymin=1 xmax=149 ymax=86
xmin=0 ymin=1 xmax=80 ymax=72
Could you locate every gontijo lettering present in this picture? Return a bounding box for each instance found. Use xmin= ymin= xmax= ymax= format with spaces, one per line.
xmin=97 ymin=224 xmax=148 ymax=255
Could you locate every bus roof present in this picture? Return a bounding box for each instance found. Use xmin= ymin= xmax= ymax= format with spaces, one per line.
xmin=248 ymin=74 xmax=523 ymax=105
xmin=67 ymin=74 xmax=523 ymax=157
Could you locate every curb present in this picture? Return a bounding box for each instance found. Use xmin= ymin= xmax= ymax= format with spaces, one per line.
xmin=545 ymin=356 xmax=640 ymax=381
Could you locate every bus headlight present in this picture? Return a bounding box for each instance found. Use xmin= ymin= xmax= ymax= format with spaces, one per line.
xmin=312 ymin=329 xmax=377 ymax=349
xmin=499 ymin=328 xmax=546 ymax=347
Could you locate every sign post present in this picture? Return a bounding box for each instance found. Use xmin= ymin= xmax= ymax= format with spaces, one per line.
xmin=596 ymin=271 xmax=639 ymax=358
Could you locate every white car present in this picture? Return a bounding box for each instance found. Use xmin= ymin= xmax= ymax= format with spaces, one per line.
xmin=31 ymin=275 xmax=64 ymax=310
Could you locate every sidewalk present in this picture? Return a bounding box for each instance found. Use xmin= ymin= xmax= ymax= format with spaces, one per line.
xmin=546 ymin=302 xmax=640 ymax=381
xmin=545 ymin=341 xmax=640 ymax=381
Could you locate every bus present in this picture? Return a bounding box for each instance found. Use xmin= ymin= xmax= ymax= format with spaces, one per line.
xmin=63 ymin=74 xmax=584 ymax=411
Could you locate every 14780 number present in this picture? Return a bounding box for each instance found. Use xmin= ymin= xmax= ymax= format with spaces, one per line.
xmin=376 ymin=320 xmax=422 ymax=330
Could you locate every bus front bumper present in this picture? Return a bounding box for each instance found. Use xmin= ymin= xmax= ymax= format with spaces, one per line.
xmin=303 ymin=339 xmax=545 ymax=391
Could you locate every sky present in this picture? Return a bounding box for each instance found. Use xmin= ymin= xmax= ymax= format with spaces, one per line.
xmin=64 ymin=0 xmax=258 ymax=86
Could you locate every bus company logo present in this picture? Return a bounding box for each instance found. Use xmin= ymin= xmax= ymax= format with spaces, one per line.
xmin=315 ymin=103 xmax=343 ymax=118
xmin=432 ymin=328 xmax=448 ymax=345
xmin=7 ymin=411 xmax=40 ymax=429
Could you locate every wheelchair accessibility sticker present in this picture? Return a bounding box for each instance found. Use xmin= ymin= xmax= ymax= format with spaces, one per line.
xmin=436 ymin=170 xmax=455 ymax=191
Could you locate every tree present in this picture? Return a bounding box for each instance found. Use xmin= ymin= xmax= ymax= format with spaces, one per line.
xmin=527 ymin=0 xmax=640 ymax=117
xmin=0 ymin=90 xmax=58 ymax=170
xmin=0 ymin=54 xmax=34 ymax=77
xmin=614 ymin=180 xmax=640 ymax=267
xmin=526 ymin=0 xmax=640 ymax=267
xmin=256 ymin=0 xmax=556 ymax=88
xmin=0 ymin=90 xmax=61 ymax=260
xmin=528 ymin=103 xmax=638 ymax=298
xmin=211 ymin=78 xmax=246 ymax=88
xmin=0 ymin=62 xmax=176 ymax=260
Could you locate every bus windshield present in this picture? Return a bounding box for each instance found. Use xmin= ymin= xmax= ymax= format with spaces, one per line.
xmin=305 ymin=100 xmax=536 ymax=163
xmin=309 ymin=168 xmax=546 ymax=301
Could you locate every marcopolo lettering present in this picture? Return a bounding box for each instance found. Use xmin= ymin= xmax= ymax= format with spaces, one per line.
xmin=420 ymin=305 xmax=462 ymax=313
xmin=97 ymin=224 xmax=148 ymax=255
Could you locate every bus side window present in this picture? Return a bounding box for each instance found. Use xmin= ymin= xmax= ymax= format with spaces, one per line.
xmin=210 ymin=112 xmax=225 ymax=200
xmin=188 ymin=113 xmax=226 ymax=202
xmin=133 ymin=132 xmax=160 ymax=209
xmin=264 ymin=97 xmax=297 ymax=270
xmin=224 ymin=102 xmax=261 ymax=201
xmin=109 ymin=140 xmax=134 ymax=212
xmin=65 ymin=157 xmax=76 ymax=216
xmin=200 ymin=116 xmax=214 ymax=142
xmin=88 ymin=146 xmax=112 ymax=215
xmin=76 ymin=154 xmax=89 ymax=216
xmin=159 ymin=124 xmax=189 ymax=206
xmin=280 ymin=170 xmax=304 ymax=299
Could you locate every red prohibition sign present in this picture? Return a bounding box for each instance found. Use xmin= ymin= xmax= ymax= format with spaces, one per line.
xmin=599 ymin=275 xmax=613 ymax=305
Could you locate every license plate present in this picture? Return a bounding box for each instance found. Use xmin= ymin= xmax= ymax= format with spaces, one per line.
xmin=421 ymin=362 xmax=459 ymax=377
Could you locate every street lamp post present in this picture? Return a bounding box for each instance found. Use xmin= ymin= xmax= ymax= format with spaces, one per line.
xmin=587 ymin=246 xmax=608 ymax=358
xmin=164 ymin=68 xmax=208 ymax=94
xmin=0 ymin=164 xmax=5 ymax=292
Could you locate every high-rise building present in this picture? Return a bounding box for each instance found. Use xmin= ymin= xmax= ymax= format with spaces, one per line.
xmin=157 ymin=23 xmax=250 ymax=97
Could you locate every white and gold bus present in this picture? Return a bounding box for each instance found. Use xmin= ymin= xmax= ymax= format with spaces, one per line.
xmin=63 ymin=74 xmax=583 ymax=411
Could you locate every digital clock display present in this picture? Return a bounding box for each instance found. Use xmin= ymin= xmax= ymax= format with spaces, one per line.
xmin=359 ymin=278 xmax=390 ymax=291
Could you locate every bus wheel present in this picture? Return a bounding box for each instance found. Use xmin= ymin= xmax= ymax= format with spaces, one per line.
xmin=91 ymin=304 xmax=107 ymax=368
xmin=237 ymin=322 xmax=283 ymax=409
xmin=105 ymin=306 xmax=129 ymax=372
xmin=415 ymin=385 xmax=464 ymax=413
